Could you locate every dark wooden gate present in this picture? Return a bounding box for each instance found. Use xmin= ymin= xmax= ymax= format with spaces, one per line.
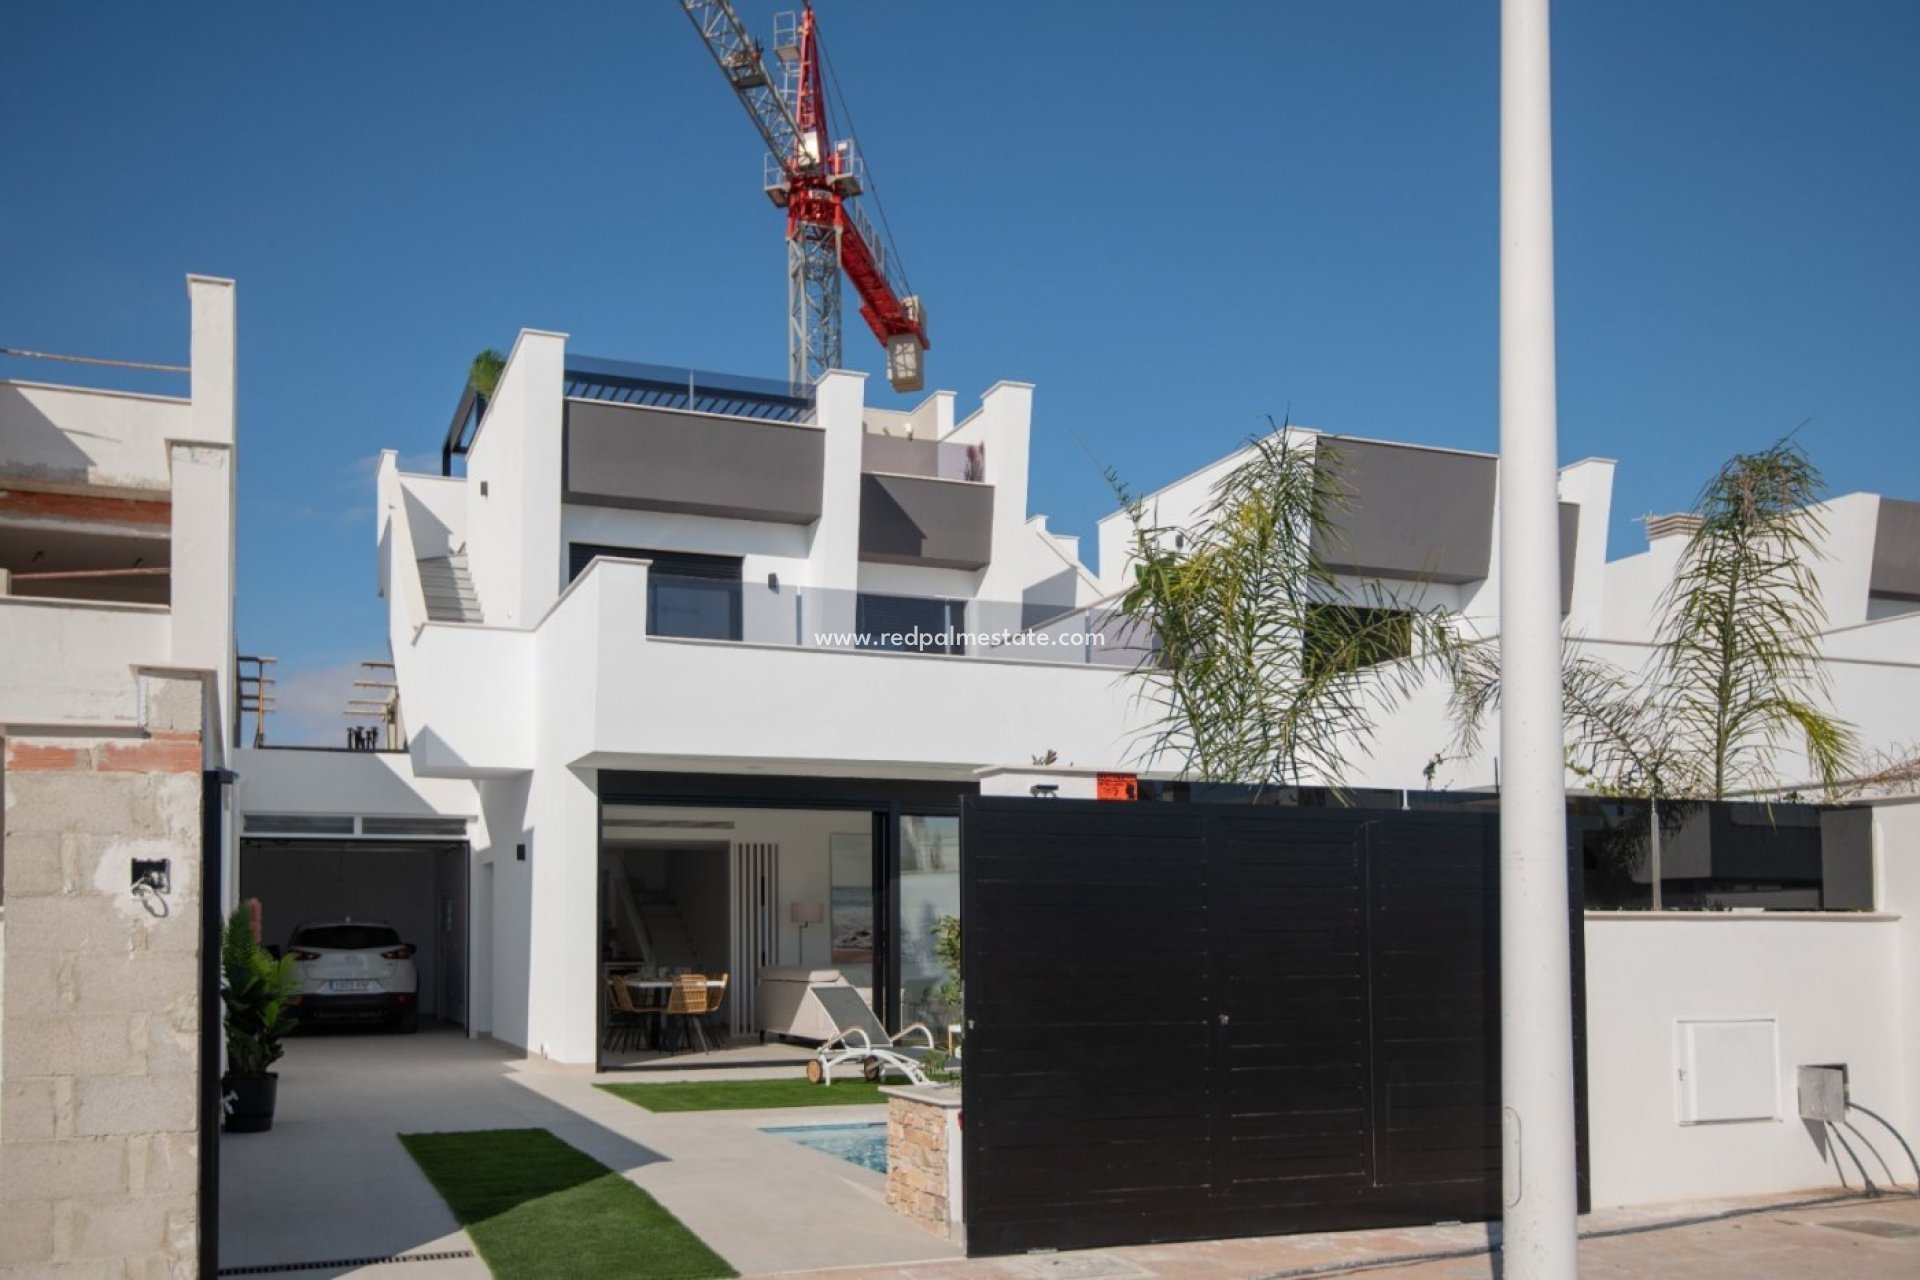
xmin=959 ymin=797 xmax=1587 ymax=1256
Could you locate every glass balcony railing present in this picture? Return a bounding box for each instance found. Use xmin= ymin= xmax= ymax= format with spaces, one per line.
xmin=639 ymin=573 xmax=1144 ymax=667
xmin=859 ymin=434 xmax=986 ymax=482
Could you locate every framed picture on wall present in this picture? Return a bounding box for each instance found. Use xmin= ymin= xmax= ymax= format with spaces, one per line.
xmin=829 ymin=832 xmax=873 ymax=965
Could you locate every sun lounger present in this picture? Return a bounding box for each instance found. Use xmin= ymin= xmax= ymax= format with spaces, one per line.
xmin=804 ymin=985 xmax=937 ymax=1085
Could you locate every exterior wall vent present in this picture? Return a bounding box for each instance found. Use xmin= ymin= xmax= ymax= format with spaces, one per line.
xmin=241 ymin=814 xmax=355 ymax=836
xmin=359 ymin=817 xmax=470 ymax=838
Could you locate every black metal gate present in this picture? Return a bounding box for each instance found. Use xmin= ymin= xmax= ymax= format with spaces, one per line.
xmin=960 ymin=797 xmax=1587 ymax=1256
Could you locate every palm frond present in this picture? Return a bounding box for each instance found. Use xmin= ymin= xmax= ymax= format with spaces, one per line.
xmin=1651 ymin=439 xmax=1853 ymax=797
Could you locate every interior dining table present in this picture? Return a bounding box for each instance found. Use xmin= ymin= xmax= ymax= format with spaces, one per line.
xmin=617 ymin=975 xmax=727 ymax=1052
xmin=621 ymin=976 xmax=726 ymax=999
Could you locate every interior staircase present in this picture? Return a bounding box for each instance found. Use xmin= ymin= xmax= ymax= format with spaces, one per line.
xmin=635 ymin=893 xmax=701 ymax=971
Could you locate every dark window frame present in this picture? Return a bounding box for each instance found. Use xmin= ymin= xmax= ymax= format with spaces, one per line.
xmin=568 ymin=542 xmax=743 ymax=641
xmin=1302 ymin=603 xmax=1414 ymax=680
xmin=854 ymin=592 xmax=967 ymax=655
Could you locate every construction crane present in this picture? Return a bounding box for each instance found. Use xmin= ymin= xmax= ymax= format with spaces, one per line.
xmin=681 ymin=1 xmax=929 ymax=395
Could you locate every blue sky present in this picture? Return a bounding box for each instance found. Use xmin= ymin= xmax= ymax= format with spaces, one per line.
xmin=4 ymin=2 xmax=1915 ymax=743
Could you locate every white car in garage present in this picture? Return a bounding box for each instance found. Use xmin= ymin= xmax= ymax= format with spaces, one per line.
xmin=285 ymin=920 xmax=420 ymax=1032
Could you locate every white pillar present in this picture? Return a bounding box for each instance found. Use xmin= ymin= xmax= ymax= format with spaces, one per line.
xmin=1499 ymin=0 xmax=1580 ymax=1276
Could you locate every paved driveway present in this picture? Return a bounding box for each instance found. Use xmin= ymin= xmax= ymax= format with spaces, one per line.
xmin=217 ymin=1025 xmax=959 ymax=1278
xmin=765 ymin=1193 xmax=1920 ymax=1280
xmin=220 ymin=1029 xmax=1919 ymax=1279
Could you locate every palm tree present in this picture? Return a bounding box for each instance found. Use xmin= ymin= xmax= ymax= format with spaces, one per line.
xmin=1448 ymin=439 xmax=1853 ymax=801
xmin=1653 ymin=440 xmax=1853 ymax=798
xmin=1112 ymin=427 xmax=1459 ymax=792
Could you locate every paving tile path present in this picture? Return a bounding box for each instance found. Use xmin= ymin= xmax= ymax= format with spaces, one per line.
xmin=222 ymin=1029 xmax=1917 ymax=1279
xmin=759 ymin=1193 xmax=1920 ymax=1280
xmin=218 ymin=1026 xmax=956 ymax=1278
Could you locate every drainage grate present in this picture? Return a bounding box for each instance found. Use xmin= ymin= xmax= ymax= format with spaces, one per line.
xmin=1816 ymin=1219 xmax=1920 ymax=1239
xmin=217 ymin=1249 xmax=476 ymax=1276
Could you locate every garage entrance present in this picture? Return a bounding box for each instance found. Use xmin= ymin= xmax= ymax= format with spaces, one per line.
xmin=240 ymin=839 xmax=469 ymax=1027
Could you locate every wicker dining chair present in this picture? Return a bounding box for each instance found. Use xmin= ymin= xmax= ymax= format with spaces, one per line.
xmin=605 ymin=976 xmax=644 ymax=1053
xmin=664 ymin=973 xmax=713 ymax=1054
xmin=702 ymin=972 xmax=731 ymax=1042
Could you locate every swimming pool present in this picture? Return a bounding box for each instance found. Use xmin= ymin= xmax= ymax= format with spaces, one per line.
xmin=763 ymin=1121 xmax=888 ymax=1173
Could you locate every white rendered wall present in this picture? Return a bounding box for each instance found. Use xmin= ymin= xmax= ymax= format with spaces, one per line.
xmin=475 ymin=774 xmax=533 ymax=1048
xmin=813 ymin=369 xmax=867 ymax=607
xmin=400 ymin=473 xmax=468 ymax=561
xmin=381 ymin=454 xmax=536 ymax=778
xmin=1811 ymin=494 xmax=1881 ymax=630
xmin=233 ymin=745 xmax=478 ymax=821
xmin=944 ymin=381 xmax=1033 ymax=606
xmin=554 ymin=559 xmax=1142 ymax=777
xmin=520 ymin=544 xmax=616 ymax=1063
xmin=1582 ymin=912 xmax=1909 ymax=1206
xmin=1020 ymin=516 xmax=1105 ymax=612
xmin=1558 ymin=457 xmax=1615 ymax=636
xmin=1879 ymin=800 xmax=1920 ymax=1135
xmin=177 ymin=276 xmax=239 ymax=766
xmin=0 ymin=598 xmax=169 ymax=728
xmin=0 ymin=382 xmax=188 ymax=494
xmin=462 ymin=330 xmax=566 ymax=627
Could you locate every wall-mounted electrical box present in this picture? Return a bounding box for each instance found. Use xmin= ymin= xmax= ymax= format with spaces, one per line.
xmin=1797 ymin=1063 xmax=1848 ymax=1123
xmin=1675 ymin=1018 xmax=1779 ymax=1124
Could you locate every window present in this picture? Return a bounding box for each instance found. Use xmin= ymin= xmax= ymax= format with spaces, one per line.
xmin=569 ymin=543 xmax=742 ymax=641
xmin=854 ymin=593 xmax=966 ymax=655
xmin=290 ymin=924 xmax=403 ymax=951
xmin=1303 ymin=604 xmax=1414 ymax=680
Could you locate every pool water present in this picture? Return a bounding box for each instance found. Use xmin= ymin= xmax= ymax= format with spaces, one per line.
xmin=764 ymin=1121 xmax=888 ymax=1173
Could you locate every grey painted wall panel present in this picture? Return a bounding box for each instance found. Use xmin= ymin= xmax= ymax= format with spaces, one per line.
xmin=859 ymin=473 xmax=994 ymax=570
xmin=1871 ymin=497 xmax=1920 ymax=601
xmin=1313 ymin=438 xmax=1496 ymax=584
xmin=1560 ymin=501 xmax=1580 ymax=615
xmin=564 ymin=400 xmax=824 ymax=524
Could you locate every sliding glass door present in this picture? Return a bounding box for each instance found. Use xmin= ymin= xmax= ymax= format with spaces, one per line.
xmin=896 ymin=814 xmax=961 ymax=1034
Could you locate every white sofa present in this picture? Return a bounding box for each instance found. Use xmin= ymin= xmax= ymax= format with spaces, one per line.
xmin=757 ymin=966 xmax=863 ymax=1042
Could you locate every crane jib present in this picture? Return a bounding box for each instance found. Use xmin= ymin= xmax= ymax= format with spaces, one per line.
xmin=681 ymin=0 xmax=929 ymax=392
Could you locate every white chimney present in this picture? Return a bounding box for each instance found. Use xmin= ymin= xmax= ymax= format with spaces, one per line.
xmin=1644 ymin=512 xmax=1703 ymax=547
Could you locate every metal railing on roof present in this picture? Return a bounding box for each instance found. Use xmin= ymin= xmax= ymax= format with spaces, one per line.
xmin=440 ymin=357 xmax=815 ymax=476
xmin=563 ymin=357 xmax=813 ymax=422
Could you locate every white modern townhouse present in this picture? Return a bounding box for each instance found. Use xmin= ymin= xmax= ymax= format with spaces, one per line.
xmin=265 ymin=332 xmax=1920 ymax=1080
xmin=1 ymin=275 xmax=237 ymax=1278
xmin=348 ymin=332 xmax=1151 ymax=1068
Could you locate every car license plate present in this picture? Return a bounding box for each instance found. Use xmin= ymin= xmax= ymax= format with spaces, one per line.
xmin=326 ymin=979 xmax=372 ymax=992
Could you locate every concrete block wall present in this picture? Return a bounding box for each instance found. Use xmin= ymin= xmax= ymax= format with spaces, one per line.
xmin=1 ymin=672 xmax=205 ymax=1278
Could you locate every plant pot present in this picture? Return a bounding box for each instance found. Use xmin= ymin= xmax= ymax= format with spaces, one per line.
xmin=223 ymin=1073 xmax=278 ymax=1133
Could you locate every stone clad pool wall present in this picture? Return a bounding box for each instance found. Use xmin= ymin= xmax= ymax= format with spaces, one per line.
xmin=883 ymin=1084 xmax=963 ymax=1242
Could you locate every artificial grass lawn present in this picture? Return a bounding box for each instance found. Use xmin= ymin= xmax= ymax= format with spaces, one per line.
xmin=399 ymin=1128 xmax=735 ymax=1280
xmin=596 ymin=1077 xmax=888 ymax=1113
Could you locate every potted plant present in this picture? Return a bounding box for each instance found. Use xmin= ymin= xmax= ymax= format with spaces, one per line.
xmin=221 ymin=900 xmax=298 ymax=1133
